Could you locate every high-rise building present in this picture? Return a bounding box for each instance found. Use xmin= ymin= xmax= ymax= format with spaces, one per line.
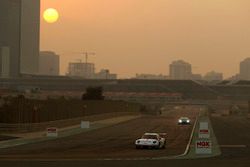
xmin=240 ymin=58 xmax=250 ymax=80
xmin=0 ymin=0 xmax=40 ymax=77
xmin=0 ymin=47 xmax=10 ymax=78
xmin=39 ymin=51 xmax=60 ymax=76
xmin=203 ymin=71 xmax=223 ymax=81
xmin=169 ymin=60 xmax=192 ymax=80
xmin=67 ymin=61 xmax=95 ymax=78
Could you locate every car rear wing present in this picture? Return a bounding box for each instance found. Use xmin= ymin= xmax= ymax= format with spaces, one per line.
xmin=159 ymin=133 xmax=167 ymax=138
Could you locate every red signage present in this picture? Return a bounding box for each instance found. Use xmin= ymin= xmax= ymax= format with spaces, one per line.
xmin=46 ymin=127 xmax=58 ymax=137
xmin=199 ymin=129 xmax=209 ymax=133
xmin=197 ymin=141 xmax=210 ymax=148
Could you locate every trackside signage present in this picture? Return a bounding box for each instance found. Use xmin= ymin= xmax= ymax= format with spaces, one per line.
xmin=199 ymin=122 xmax=210 ymax=138
xmin=195 ymin=140 xmax=212 ymax=154
xmin=81 ymin=121 xmax=90 ymax=129
xmin=46 ymin=127 xmax=58 ymax=137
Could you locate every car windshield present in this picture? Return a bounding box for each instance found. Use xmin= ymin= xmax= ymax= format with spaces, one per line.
xmin=142 ymin=135 xmax=158 ymax=139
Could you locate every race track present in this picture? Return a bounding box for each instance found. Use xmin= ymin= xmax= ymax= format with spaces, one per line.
xmin=0 ymin=108 xmax=198 ymax=160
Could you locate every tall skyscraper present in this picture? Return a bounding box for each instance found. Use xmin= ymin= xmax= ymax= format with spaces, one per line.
xmin=39 ymin=51 xmax=60 ymax=76
xmin=240 ymin=58 xmax=250 ymax=80
xmin=169 ymin=60 xmax=192 ymax=80
xmin=0 ymin=0 xmax=40 ymax=78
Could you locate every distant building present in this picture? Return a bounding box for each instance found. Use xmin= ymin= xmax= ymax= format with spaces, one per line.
xmin=203 ymin=71 xmax=223 ymax=81
xmin=240 ymin=58 xmax=250 ymax=80
xmin=39 ymin=51 xmax=60 ymax=76
xmin=227 ymin=74 xmax=240 ymax=81
xmin=0 ymin=0 xmax=40 ymax=77
xmin=191 ymin=74 xmax=202 ymax=80
xmin=67 ymin=61 xmax=95 ymax=78
xmin=169 ymin=60 xmax=192 ymax=80
xmin=135 ymin=74 xmax=168 ymax=80
xmin=0 ymin=47 xmax=10 ymax=78
xmin=94 ymin=69 xmax=117 ymax=79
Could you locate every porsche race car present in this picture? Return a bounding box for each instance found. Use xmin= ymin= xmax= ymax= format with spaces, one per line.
xmin=135 ymin=133 xmax=166 ymax=149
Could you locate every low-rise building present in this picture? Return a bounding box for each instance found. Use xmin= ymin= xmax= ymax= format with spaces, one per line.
xmin=39 ymin=51 xmax=60 ymax=76
xmin=135 ymin=74 xmax=168 ymax=80
xmin=203 ymin=71 xmax=223 ymax=81
xmin=94 ymin=69 xmax=117 ymax=79
xmin=67 ymin=61 xmax=95 ymax=78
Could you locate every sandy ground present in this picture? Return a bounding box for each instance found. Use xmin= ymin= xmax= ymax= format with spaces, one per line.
xmin=0 ymin=109 xmax=198 ymax=159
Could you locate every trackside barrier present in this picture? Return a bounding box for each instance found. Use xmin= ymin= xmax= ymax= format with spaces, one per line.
xmin=46 ymin=127 xmax=58 ymax=137
xmin=81 ymin=121 xmax=90 ymax=129
xmin=195 ymin=139 xmax=212 ymax=154
xmin=199 ymin=122 xmax=210 ymax=138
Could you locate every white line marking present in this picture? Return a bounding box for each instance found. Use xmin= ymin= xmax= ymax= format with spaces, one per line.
xmin=220 ymin=145 xmax=247 ymax=148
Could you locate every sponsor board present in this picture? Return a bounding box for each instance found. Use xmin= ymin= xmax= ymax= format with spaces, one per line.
xmin=81 ymin=121 xmax=90 ymax=129
xmin=46 ymin=127 xmax=58 ymax=137
xmin=199 ymin=122 xmax=210 ymax=138
xmin=195 ymin=140 xmax=212 ymax=154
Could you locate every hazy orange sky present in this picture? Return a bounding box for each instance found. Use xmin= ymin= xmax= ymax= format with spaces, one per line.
xmin=40 ymin=0 xmax=250 ymax=78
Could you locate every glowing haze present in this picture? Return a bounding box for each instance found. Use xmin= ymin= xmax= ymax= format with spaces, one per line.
xmin=40 ymin=0 xmax=250 ymax=78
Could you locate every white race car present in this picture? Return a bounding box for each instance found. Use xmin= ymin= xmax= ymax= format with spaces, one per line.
xmin=178 ymin=117 xmax=191 ymax=125
xmin=135 ymin=133 xmax=166 ymax=149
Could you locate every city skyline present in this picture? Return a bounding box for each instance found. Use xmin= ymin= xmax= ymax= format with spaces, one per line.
xmin=40 ymin=0 xmax=250 ymax=78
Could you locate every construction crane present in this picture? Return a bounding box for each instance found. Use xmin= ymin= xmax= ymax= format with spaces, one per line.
xmin=72 ymin=51 xmax=95 ymax=64
xmin=72 ymin=52 xmax=96 ymax=78
xmin=81 ymin=52 xmax=95 ymax=64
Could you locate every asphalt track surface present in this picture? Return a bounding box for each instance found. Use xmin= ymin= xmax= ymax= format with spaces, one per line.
xmin=0 ymin=135 xmax=18 ymax=141
xmin=1 ymin=110 xmax=250 ymax=166
xmin=210 ymin=115 xmax=250 ymax=160
xmin=0 ymin=158 xmax=250 ymax=167
xmin=0 ymin=109 xmax=197 ymax=160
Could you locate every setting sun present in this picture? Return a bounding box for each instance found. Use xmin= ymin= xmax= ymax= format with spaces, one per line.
xmin=43 ymin=8 xmax=59 ymax=23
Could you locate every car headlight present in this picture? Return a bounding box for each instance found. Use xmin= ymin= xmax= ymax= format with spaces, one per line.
xmin=187 ymin=120 xmax=190 ymax=123
xmin=178 ymin=120 xmax=182 ymax=123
